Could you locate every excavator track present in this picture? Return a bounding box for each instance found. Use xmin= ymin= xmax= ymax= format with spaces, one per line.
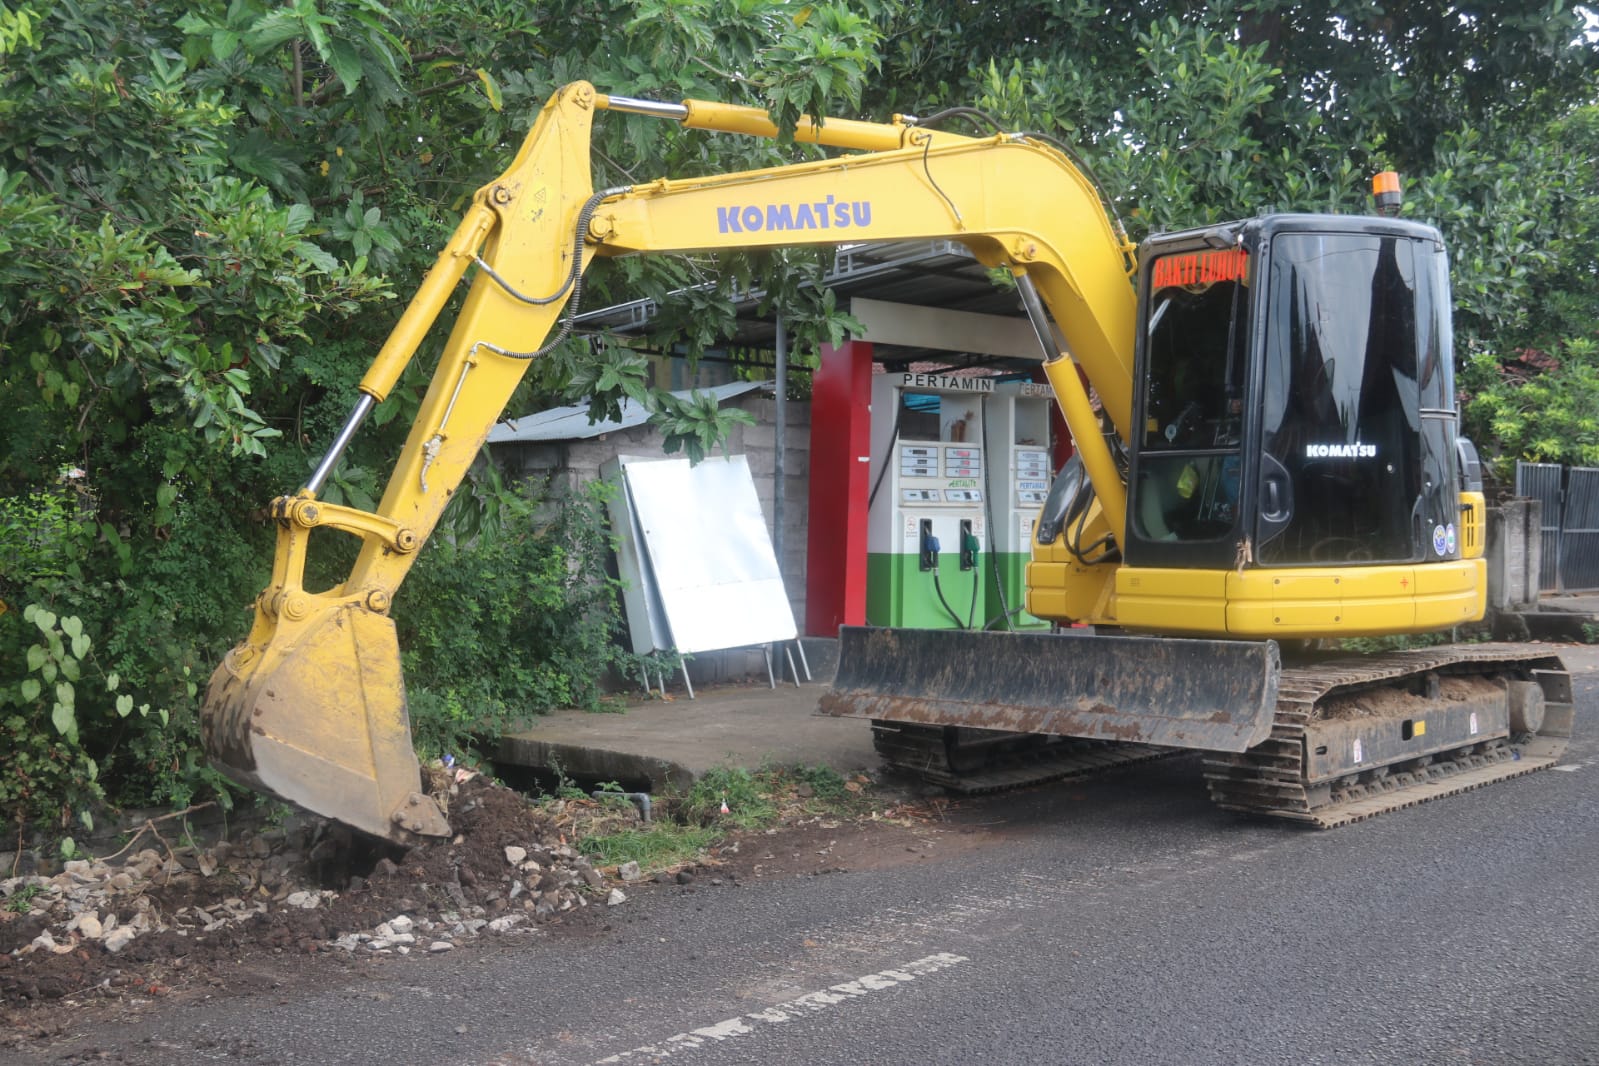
xmin=872 ymin=721 xmax=1172 ymax=794
xmin=1202 ymin=643 xmax=1573 ymax=828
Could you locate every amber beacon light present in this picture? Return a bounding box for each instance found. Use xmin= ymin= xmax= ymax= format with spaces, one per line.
xmin=1372 ymin=170 xmax=1402 ymax=216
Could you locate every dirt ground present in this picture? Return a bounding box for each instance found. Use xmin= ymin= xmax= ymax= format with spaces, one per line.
xmin=0 ymin=776 xmax=987 ymax=1053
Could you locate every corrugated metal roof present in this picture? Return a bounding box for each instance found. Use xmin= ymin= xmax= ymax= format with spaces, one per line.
xmin=486 ymin=379 xmax=772 ymax=444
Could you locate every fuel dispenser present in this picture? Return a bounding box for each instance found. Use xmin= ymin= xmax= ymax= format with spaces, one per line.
xmin=865 ymin=373 xmax=1057 ymax=630
xmin=983 ymin=381 xmax=1055 ymax=629
xmin=866 ymin=372 xmax=989 ymax=628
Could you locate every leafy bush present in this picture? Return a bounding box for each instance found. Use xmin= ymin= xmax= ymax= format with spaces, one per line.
xmin=680 ymin=767 xmax=781 ymax=830
xmin=395 ymin=479 xmax=630 ymax=758
xmin=0 ymin=606 xmax=107 ymax=834
xmin=1462 ymin=337 xmax=1599 ymax=477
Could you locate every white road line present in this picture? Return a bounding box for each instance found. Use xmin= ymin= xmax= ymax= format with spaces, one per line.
xmin=589 ymin=952 xmax=970 ymax=1064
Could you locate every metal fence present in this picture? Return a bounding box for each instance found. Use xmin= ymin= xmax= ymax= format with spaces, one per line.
xmin=1514 ymin=462 xmax=1599 ymax=593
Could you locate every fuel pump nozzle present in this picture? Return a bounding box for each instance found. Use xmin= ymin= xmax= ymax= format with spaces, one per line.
xmin=959 ymin=518 xmax=979 ymax=571
xmin=919 ymin=519 xmax=940 ymax=571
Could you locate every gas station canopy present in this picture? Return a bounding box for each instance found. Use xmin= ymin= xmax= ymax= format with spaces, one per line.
xmin=574 ymin=240 xmax=1053 ymax=368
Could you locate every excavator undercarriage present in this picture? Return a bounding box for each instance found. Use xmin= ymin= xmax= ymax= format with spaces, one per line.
xmin=822 ymin=627 xmax=1572 ymax=826
xmin=1202 ymin=642 xmax=1571 ymax=827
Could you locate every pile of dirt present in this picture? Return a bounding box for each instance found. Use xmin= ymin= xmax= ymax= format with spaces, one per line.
xmin=0 ymin=774 xmax=667 ymax=1006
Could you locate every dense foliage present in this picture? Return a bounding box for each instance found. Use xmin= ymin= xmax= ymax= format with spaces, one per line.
xmin=2 ymin=0 xmax=1596 ymax=832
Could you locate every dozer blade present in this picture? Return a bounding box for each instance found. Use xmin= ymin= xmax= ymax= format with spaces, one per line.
xmin=820 ymin=626 xmax=1281 ymax=752
xmin=202 ymin=605 xmax=449 ymax=844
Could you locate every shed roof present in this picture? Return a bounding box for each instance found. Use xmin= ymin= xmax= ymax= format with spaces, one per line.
xmin=487 ymin=379 xmax=771 ymax=445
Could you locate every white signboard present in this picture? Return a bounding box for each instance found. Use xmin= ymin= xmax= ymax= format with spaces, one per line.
xmin=610 ymin=455 xmax=797 ymax=656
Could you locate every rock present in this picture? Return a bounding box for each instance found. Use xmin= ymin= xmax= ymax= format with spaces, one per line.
xmin=504 ymin=846 xmax=527 ymax=866
xmin=388 ymin=933 xmax=416 ymax=946
xmin=654 ymin=872 xmax=673 ymax=884
xmin=103 ymin=927 xmax=137 ymax=954
xmin=578 ymin=865 xmax=604 ymax=889
xmin=30 ymin=931 xmax=58 ymax=953
xmin=676 ymin=870 xmax=695 ymax=885
xmin=285 ymin=891 xmax=320 ymax=909
xmin=428 ymin=941 xmax=454 ymax=953
xmin=389 ymin=915 xmax=414 ymax=935
xmin=607 ymin=889 xmax=627 ymax=906
xmin=72 ymin=912 xmax=103 ymax=939
xmin=617 ymin=861 xmax=642 ymax=883
xmin=487 ymin=916 xmax=522 ymax=934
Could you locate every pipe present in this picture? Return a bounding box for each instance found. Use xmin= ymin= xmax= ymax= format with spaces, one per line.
xmin=592 ymin=790 xmax=653 ymax=823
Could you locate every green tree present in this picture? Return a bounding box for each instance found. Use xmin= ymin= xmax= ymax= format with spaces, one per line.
xmin=0 ymin=0 xmax=906 ymax=826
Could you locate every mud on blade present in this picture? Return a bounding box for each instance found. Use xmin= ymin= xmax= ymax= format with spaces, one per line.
xmin=202 ymin=605 xmax=449 ymax=843
xmin=820 ymin=626 xmax=1281 ymax=752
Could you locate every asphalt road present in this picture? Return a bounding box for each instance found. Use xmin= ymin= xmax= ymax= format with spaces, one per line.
xmin=14 ymin=646 xmax=1599 ymax=1066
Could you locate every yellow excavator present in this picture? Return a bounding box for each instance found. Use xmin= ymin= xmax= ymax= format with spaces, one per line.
xmin=202 ymin=81 xmax=1572 ymax=842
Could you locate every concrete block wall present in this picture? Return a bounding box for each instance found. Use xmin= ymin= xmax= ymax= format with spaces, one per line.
xmin=492 ymin=391 xmax=814 ymax=688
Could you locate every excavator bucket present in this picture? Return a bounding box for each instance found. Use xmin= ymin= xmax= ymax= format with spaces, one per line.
xmin=820 ymin=626 xmax=1281 ymax=752
xmin=202 ymin=605 xmax=449 ymax=844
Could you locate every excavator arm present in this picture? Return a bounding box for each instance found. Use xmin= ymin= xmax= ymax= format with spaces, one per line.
xmin=202 ymin=80 xmax=1145 ymax=841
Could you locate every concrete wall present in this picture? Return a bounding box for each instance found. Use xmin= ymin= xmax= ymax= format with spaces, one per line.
xmin=1486 ymin=498 xmax=1542 ymax=611
xmin=490 ymin=391 xmax=814 ymax=686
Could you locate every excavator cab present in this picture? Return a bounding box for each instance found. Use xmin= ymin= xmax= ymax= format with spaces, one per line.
xmin=1126 ymin=217 xmax=1463 ymax=578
